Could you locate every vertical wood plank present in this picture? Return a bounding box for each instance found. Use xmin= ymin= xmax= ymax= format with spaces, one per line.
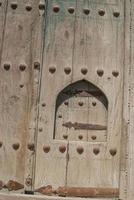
xmin=0 ymin=0 xmax=44 ymax=193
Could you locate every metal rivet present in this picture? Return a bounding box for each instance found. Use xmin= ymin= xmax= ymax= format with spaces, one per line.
xmin=42 ymin=103 xmax=46 ymax=107
xmin=109 ymin=149 xmax=117 ymax=156
xmin=68 ymin=7 xmax=74 ymax=14
xmin=59 ymin=145 xmax=66 ymax=153
xmin=43 ymin=145 xmax=50 ymax=153
xmin=4 ymin=63 xmax=10 ymax=71
xmin=83 ymin=8 xmax=90 ymax=15
xmin=0 ymin=181 xmax=4 ymax=190
xmin=93 ymin=148 xmax=100 ymax=155
xmin=11 ymin=2 xmax=17 ymax=9
xmin=91 ymin=135 xmax=97 ymax=140
xmin=12 ymin=143 xmax=20 ymax=150
xmin=63 ymin=134 xmax=68 ymax=139
xmin=0 ymin=142 xmax=3 ymax=148
xmin=25 ymin=5 xmax=32 ymax=11
xmin=64 ymin=67 xmax=71 ymax=74
xmin=78 ymin=135 xmax=83 ymax=140
xmin=20 ymin=84 xmax=24 ymax=88
xmin=77 ymin=146 xmax=84 ymax=154
xmin=112 ymin=70 xmax=119 ymax=77
xmin=53 ymin=6 xmax=60 ymax=13
xmin=81 ymin=68 xmax=88 ymax=75
xmin=27 ymin=143 xmax=35 ymax=151
xmin=64 ymin=101 xmax=69 ymax=106
xmin=78 ymin=101 xmax=84 ymax=106
xmin=49 ymin=66 xmax=56 ymax=74
xmin=39 ymin=128 xmax=43 ymax=132
xmin=19 ymin=64 xmax=26 ymax=71
xmin=98 ymin=10 xmax=105 ymax=16
xmin=25 ymin=178 xmax=32 ymax=186
xmin=34 ymin=62 xmax=40 ymax=70
xmin=39 ymin=3 xmax=45 ymax=10
xmin=97 ymin=69 xmax=104 ymax=77
xmin=113 ymin=12 xmax=120 ymax=17
xmin=92 ymin=102 xmax=96 ymax=106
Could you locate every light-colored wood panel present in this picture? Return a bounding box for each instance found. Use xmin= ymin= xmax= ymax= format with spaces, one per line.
xmin=0 ymin=0 xmax=44 ymax=193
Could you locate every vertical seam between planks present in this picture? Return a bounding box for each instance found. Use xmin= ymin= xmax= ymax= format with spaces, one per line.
xmin=0 ymin=0 xmax=8 ymax=67
xmin=32 ymin=0 xmax=48 ymax=192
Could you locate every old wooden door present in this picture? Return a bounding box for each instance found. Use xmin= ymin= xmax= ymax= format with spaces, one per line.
xmin=34 ymin=0 xmax=125 ymax=198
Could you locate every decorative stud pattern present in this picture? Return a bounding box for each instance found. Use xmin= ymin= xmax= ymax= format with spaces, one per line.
xmin=112 ymin=70 xmax=119 ymax=77
xmin=53 ymin=6 xmax=60 ymax=13
xmin=59 ymin=145 xmax=66 ymax=153
xmin=109 ymin=149 xmax=117 ymax=156
xmin=83 ymin=8 xmax=90 ymax=15
xmin=19 ymin=64 xmax=26 ymax=71
xmin=49 ymin=66 xmax=56 ymax=74
xmin=93 ymin=148 xmax=100 ymax=155
xmin=43 ymin=145 xmax=50 ymax=153
xmin=64 ymin=67 xmax=71 ymax=75
xmin=25 ymin=5 xmax=32 ymax=11
xmin=12 ymin=143 xmax=20 ymax=150
xmin=4 ymin=63 xmax=10 ymax=71
xmin=63 ymin=134 xmax=68 ymax=139
xmin=77 ymin=146 xmax=84 ymax=154
xmin=97 ymin=69 xmax=104 ymax=77
xmin=68 ymin=7 xmax=75 ymax=14
xmin=11 ymin=2 xmax=18 ymax=9
xmin=98 ymin=10 xmax=105 ymax=16
xmin=34 ymin=62 xmax=40 ymax=70
xmin=81 ymin=68 xmax=88 ymax=75
xmin=113 ymin=12 xmax=120 ymax=17
xmin=27 ymin=143 xmax=35 ymax=151
xmin=39 ymin=3 xmax=45 ymax=10
xmin=91 ymin=135 xmax=97 ymax=140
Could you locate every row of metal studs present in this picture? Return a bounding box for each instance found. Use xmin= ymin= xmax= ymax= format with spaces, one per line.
xmin=52 ymin=6 xmax=120 ymax=18
xmin=2 ymin=63 xmax=119 ymax=77
xmin=0 ymin=142 xmax=116 ymax=156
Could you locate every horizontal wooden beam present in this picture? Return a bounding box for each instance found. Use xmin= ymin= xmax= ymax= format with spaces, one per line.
xmin=57 ymin=187 xmax=119 ymax=198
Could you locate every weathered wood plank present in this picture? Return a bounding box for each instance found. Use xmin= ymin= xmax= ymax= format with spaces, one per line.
xmin=34 ymin=0 xmax=77 ymax=190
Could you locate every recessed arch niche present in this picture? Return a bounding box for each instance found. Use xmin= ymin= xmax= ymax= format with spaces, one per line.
xmin=54 ymin=80 xmax=108 ymax=142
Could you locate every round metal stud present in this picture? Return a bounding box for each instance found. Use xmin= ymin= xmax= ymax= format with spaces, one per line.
xmin=4 ymin=63 xmax=10 ymax=71
xmin=25 ymin=5 xmax=32 ymax=11
xmin=81 ymin=68 xmax=88 ymax=75
xmin=97 ymin=69 xmax=104 ymax=77
xmin=98 ymin=10 xmax=105 ymax=16
xmin=12 ymin=143 xmax=20 ymax=150
xmin=77 ymin=146 xmax=84 ymax=154
xmin=49 ymin=66 xmax=56 ymax=74
xmin=0 ymin=142 xmax=3 ymax=148
xmin=113 ymin=12 xmax=120 ymax=17
xmin=112 ymin=70 xmax=119 ymax=77
xmin=93 ymin=148 xmax=100 ymax=155
xmin=64 ymin=67 xmax=71 ymax=75
xmin=53 ymin=6 xmax=60 ymax=13
xmin=27 ymin=143 xmax=35 ymax=151
xmin=63 ymin=134 xmax=68 ymax=139
xmin=11 ymin=2 xmax=17 ymax=9
xmin=109 ymin=149 xmax=117 ymax=156
xmin=43 ymin=145 xmax=50 ymax=153
xmin=68 ymin=7 xmax=75 ymax=14
xmin=78 ymin=135 xmax=83 ymax=140
xmin=83 ymin=8 xmax=90 ymax=15
xmin=91 ymin=135 xmax=97 ymax=140
xmin=59 ymin=145 xmax=66 ymax=153
xmin=39 ymin=3 xmax=45 ymax=10
xmin=19 ymin=64 xmax=26 ymax=71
